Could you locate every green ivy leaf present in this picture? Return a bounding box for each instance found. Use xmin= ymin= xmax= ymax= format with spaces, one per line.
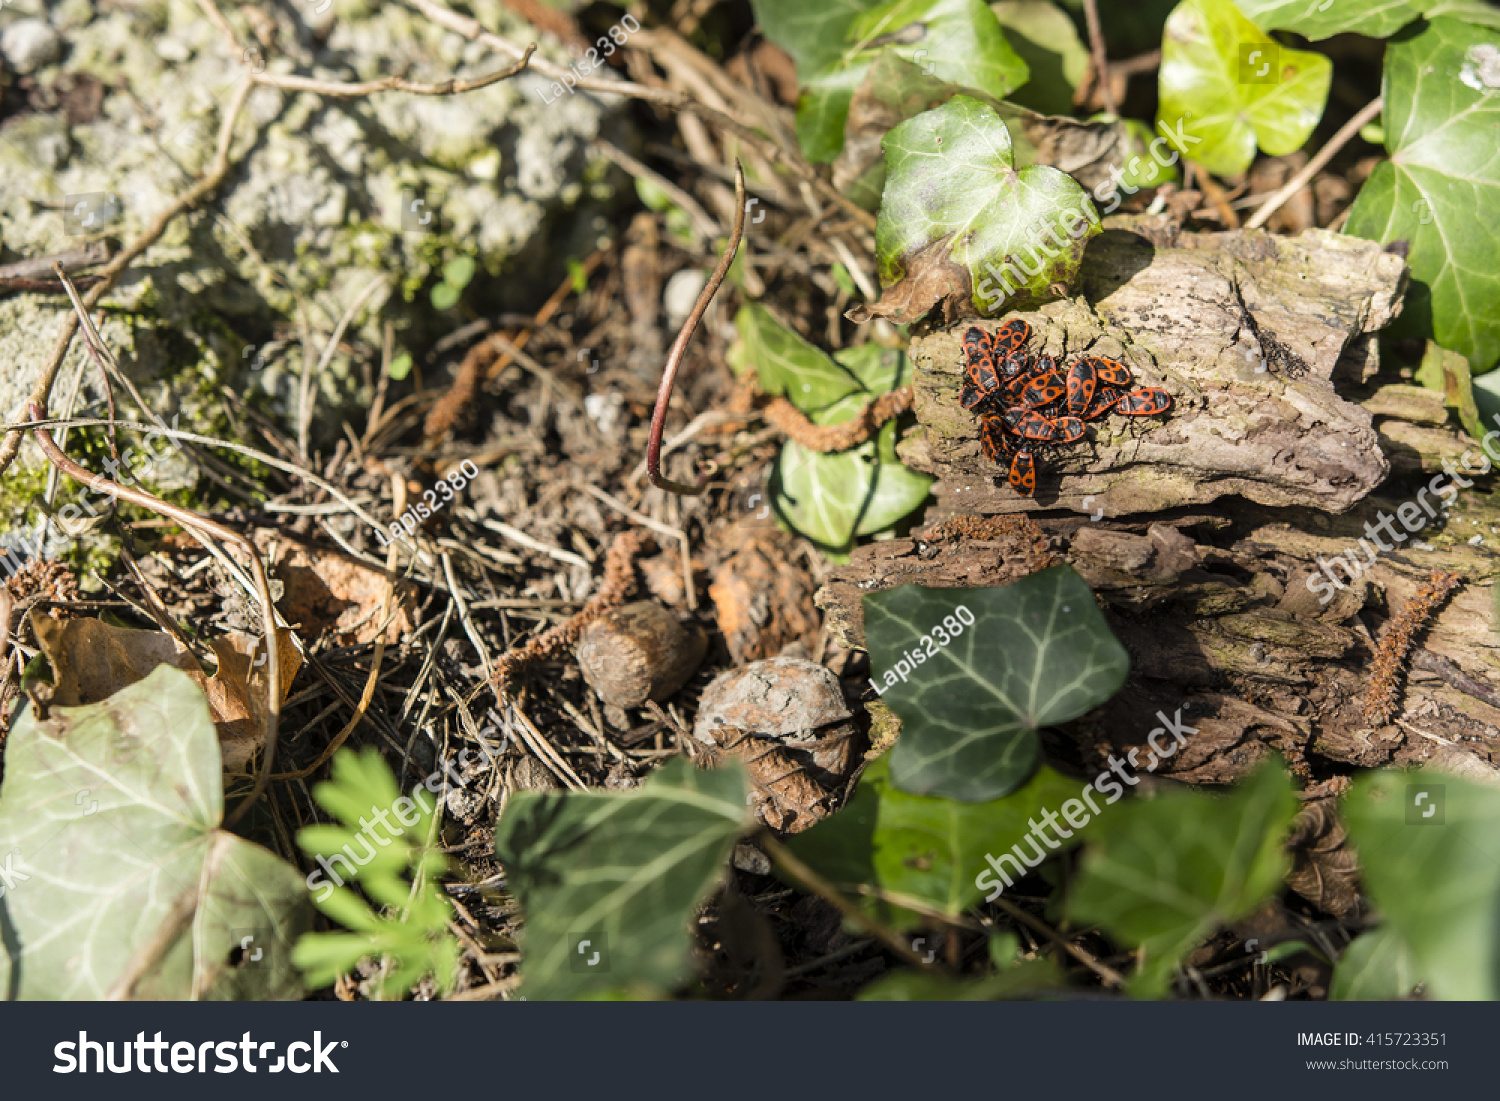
xmin=1157 ymin=0 xmax=1331 ymax=178
xmin=387 ymin=352 xmax=413 ymax=381
xmin=1343 ymin=769 xmax=1500 ymax=1000
xmin=750 ymin=0 xmax=884 ymax=77
xmin=727 ymin=302 xmax=864 ymax=411
xmin=865 ymin=95 xmax=1102 ymax=323
xmin=1415 ymin=339 xmax=1486 ymax=441
xmin=430 ymin=282 xmax=461 ymax=311
xmin=1067 ymin=760 xmax=1298 ymax=997
xmin=1344 ymin=19 xmax=1500 ymax=374
xmin=1115 ymin=117 xmax=1183 ymax=191
xmin=857 ymin=956 xmax=1062 ymax=998
xmin=992 ymin=0 xmax=1089 ymax=116
xmin=788 ymin=755 xmax=1084 ymax=925
xmin=797 ymin=0 xmax=1029 ymax=163
xmin=442 ymin=255 xmax=477 ymax=291
xmin=773 ymin=385 xmax=934 ymax=550
xmin=866 ymin=568 xmax=1129 ymax=802
xmin=728 ymin=307 xmax=933 ymax=549
xmin=494 ymin=759 xmax=748 ymax=1000
xmin=1238 ymin=0 xmax=1500 ymax=38
xmin=0 ymin=666 xmax=312 ymax=999
xmin=1330 ymin=926 xmax=1422 ymax=1001
xmin=1235 ymin=0 xmax=1423 ymax=40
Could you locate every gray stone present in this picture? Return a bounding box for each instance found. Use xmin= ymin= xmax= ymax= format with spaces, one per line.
xmin=2 ymin=19 xmax=62 ymax=75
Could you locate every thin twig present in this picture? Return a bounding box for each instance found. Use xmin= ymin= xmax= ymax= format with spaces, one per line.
xmin=26 ymin=403 xmax=282 ymax=828
xmin=1081 ymin=0 xmax=1117 ymax=116
xmin=760 ymin=832 xmax=937 ymax=972
xmin=988 ymin=895 xmax=1126 ymax=988
xmin=647 ymin=159 xmax=746 ymax=495
xmin=1246 ymin=96 xmax=1383 ymax=231
xmin=299 ymin=275 xmax=389 ymax=461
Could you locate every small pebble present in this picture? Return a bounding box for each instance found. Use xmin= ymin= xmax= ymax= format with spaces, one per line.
xmin=663 ymin=269 xmax=708 ymax=328
xmin=2 ymin=19 xmax=62 ymax=74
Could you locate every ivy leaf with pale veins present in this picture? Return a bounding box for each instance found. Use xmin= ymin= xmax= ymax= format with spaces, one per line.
xmin=1343 ymin=769 xmax=1500 ymax=1000
xmin=494 ymin=759 xmax=749 ymax=1000
xmin=1067 ymin=760 xmax=1299 ymax=997
xmin=1345 ymin=18 xmax=1500 ymax=373
xmin=833 ymin=52 xmax=1139 ymax=211
xmin=774 ymin=374 xmax=934 ymax=551
xmin=727 ymin=301 xmax=864 ymax=412
xmin=1157 ymin=0 xmax=1331 ymax=178
xmin=866 ymin=567 xmax=1129 ymax=802
xmin=860 ymin=95 xmax=1102 ymax=324
xmin=796 ymin=0 xmax=1029 ymax=164
xmin=1238 ymin=0 xmax=1500 ymax=38
xmin=1235 ymin=0 xmax=1423 ymax=40
xmin=788 ymin=755 xmax=1084 ymax=926
xmin=0 ymin=666 xmax=312 ymax=1000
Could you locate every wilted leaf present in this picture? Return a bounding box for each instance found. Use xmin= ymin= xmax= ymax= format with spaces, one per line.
xmin=29 ymin=612 xmax=197 ymax=706
xmin=862 ymin=95 xmax=1102 ymax=323
xmin=1157 ymin=0 xmax=1331 ymax=178
xmin=1345 ymin=19 xmax=1500 ymax=373
xmin=0 ymin=666 xmax=312 ymax=999
xmin=866 ymin=568 xmax=1129 ymax=802
xmin=1343 ymin=769 xmax=1500 ymax=1000
xmin=796 ymin=0 xmax=1029 ymax=164
xmin=494 ymin=758 xmax=749 ymax=1000
xmin=1067 ymin=761 xmax=1298 ymax=997
xmin=28 ymin=614 xmax=302 ymax=773
xmin=789 ymin=755 xmax=1083 ymax=925
xmin=1285 ymin=799 xmax=1361 ymax=919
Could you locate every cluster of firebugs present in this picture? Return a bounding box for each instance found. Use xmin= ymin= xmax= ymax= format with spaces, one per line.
xmin=960 ymin=318 xmax=1172 ymax=496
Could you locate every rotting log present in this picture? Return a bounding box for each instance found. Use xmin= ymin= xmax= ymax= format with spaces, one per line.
xmin=899 ymin=222 xmax=1406 ymax=517
xmin=820 ymin=218 xmax=1500 ymax=795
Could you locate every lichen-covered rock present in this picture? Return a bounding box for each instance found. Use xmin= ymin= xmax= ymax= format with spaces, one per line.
xmin=0 ymin=0 xmax=626 ymax=469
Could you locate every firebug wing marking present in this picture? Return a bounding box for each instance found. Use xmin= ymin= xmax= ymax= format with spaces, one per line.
xmin=1065 ymin=358 xmax=1098 ymax=416
xmin=1074 ymin=355 xmax=1134 ymax=389
xmin=1009 ymin=450 xmax=1036 ymax=496
xmin=1113 ymin=387 xmax=1172 ymax=416
xmin=992 ymin=318 xmax=1030 ymax=357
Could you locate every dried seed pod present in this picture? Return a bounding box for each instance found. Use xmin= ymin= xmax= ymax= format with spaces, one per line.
xmin=575 ymin=601 xmax=707 ymax=708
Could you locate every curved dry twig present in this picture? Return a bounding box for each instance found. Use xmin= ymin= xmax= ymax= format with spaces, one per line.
xmin=646 ymin=160 xmax=746 ymax=496
xmin=26 ymin=403 xmax=282 ymax=829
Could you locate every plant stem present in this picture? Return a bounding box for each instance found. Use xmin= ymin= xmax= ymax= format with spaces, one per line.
xmin=647 ymin=159 xmax=746 ymax=496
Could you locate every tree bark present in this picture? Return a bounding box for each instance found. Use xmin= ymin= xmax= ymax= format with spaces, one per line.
xmin=820 ymin=220 xmax=1500 ymax=790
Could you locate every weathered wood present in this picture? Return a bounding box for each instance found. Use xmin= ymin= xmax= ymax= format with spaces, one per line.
xmin=901 ymin=223 xmax=1407 ymax=517
xmin=819 ymin=484 xmax=1500 ymax=787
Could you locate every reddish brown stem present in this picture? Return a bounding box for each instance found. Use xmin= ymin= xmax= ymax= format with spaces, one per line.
xmin=26 ymin=403 xmax=281 ymax=828
xmin=647 ymin=160 xmax=747 ymax=496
